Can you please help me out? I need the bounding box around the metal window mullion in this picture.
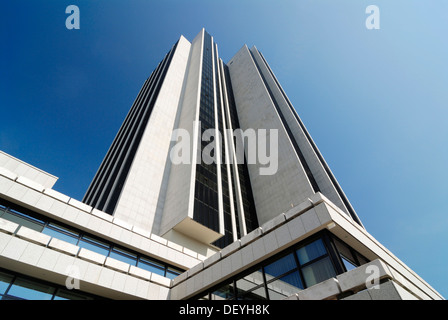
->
[2,273,16,298]
[292,249,307,291]
[322,232,347,275]
[261,267,270,300]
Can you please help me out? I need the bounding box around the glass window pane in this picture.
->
[1,295,19,300]
[9,209,44,224]
[296,239,327,265]
[334,239,357,263]
[137,259,165,276]
[139,257,164,268]
[236,269,266,300]
[264,254,297,281]
[198,293,210,300]
[238,286,267,300]
[166,266,183,279]
[301,256,336,288]
[0,271,13,294]
[78,237,110,256]
[211,282,235,300]
[1,211,44,232]
[356,254,369,266]
[81,235,109,248]
[267,271,303,300]
[165,271,177,280]
[42,224,79,245]
[109,248,137,266]
[341,256,357,272]
[7,278,55,300]
[167,266,183,275]
[53,289,93,300]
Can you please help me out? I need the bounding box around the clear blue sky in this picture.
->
[1,0,447,298]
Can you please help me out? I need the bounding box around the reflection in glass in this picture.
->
[264,254,296,281]
[0,271,13,294]
[267,271,303,300]
[166,267,182,280]
[53,288,93,300]
[236,269,266,300]
[78,236,109,256]
[137,258,165,276]
[301,257,336,288]
[341,256,357,271]
[211,283,235,300]
[109,248,137,266]
[7,278,55,300]
[1,211,44,232]
[296,239,327,265]
[42,224,79,245]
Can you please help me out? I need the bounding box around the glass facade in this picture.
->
[0,200,184,280]
[196,231,368,300]
[222,63,259,238]
[0,268,102,300]
[193,31,259,249]
[193,32,220,234]
[80,30,260,251]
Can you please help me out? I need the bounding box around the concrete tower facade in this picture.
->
[83,29,361,251]
[0,29,442,301]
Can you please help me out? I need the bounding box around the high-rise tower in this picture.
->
[83,29,362,250]
[83,30,260,249]
[0,29,442,301]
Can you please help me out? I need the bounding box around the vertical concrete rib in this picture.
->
[187,29,204,221]
[211,39,225,236]
[218,59,246,237]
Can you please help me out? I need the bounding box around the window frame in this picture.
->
[196,230,370,300]
[0,199,184,279]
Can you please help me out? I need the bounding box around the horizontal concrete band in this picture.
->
[0,221,172,285]
[0,173,202,271]
[0,230,171,299]
[170,193,443,300]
